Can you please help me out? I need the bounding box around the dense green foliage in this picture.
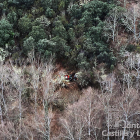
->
[0,19,14,51]
[0,0,118,84]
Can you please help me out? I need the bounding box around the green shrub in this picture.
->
[22,87,34,102]
[8,0,35,8]
[18,16,32,35]
[126,44,136,52]
[76,71,93,88]
[29,26,48,42]
[7,11,17,26]
[23,36,35,54]
[136,46,140,53]
[45,8,55,18]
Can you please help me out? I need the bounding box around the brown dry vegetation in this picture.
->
[1,51,140,140]
[2,1,140,140]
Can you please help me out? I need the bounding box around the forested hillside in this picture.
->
[1,0,140,140]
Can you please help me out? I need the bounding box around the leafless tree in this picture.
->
[0,60,26,139]
[0,61,8,126]
[122,4,140,41]
[60,87,102,140]
[28,50,41,117]
[103,7,124,42]
[7,60,26,137]
[114,54,140,140]
[97,72,116,140]
[32,61,58,140]
[123,0,127,8]
[31,64,40,117]
[60,108,85,140]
